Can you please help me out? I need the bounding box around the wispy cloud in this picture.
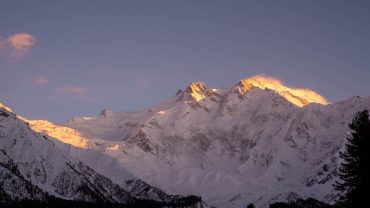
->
[34,75,48,85]
[55,85,100,104]
[0,33,36,60]
[57,86,86,95]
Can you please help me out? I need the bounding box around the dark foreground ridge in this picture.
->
[0,195,203,208]
[269,198,335,208]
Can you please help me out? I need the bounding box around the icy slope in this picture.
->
[26,76,370,207]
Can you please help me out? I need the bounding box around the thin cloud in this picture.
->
[0,33,36,60]
[57,86,86,95]
[34,75,48,85]
[8,33,36,49]
[55,85,99,103]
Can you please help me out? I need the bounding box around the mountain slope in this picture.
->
[0,103,138,203]
[23,76,370,207]
[0,149,47,203]
[0,103,207,207]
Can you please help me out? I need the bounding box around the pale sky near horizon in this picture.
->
[1,0,370,123]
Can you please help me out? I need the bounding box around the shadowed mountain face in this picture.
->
[0,105,207,208]
[3,76,370,207]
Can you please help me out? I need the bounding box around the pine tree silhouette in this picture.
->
[335,110,370,207]
[247,203,255,208]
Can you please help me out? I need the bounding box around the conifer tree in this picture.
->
[335,110,370,207]
[247,203,255,208]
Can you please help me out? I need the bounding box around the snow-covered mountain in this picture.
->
[0,103,206,207]
[14,75,370,207]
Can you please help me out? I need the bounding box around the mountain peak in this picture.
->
[236,75,329,107]
[185,82,207,102]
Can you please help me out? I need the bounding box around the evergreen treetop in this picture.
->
[335,109,370,207]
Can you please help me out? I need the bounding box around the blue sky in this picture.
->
[1,0,370,123]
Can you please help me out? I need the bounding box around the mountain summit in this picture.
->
[178,75,328,107]
[236,75,329,107]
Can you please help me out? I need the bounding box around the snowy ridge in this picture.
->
[235,75,329,107]
[11,76,370,207]
[19,117,89,148]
